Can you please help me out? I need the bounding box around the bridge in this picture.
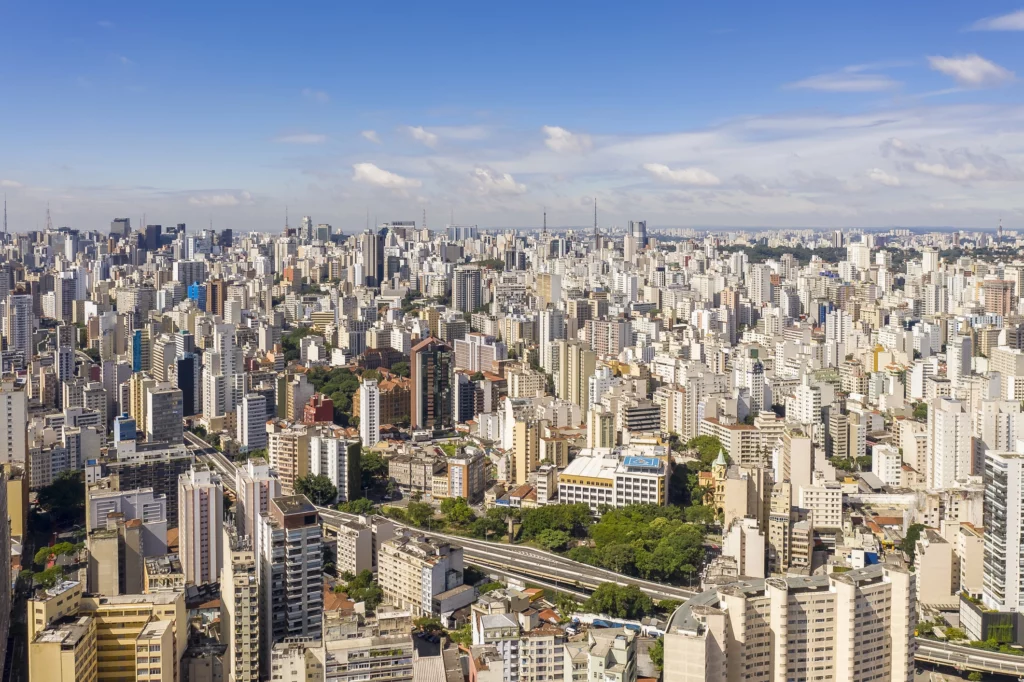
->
[915,638,1024,677]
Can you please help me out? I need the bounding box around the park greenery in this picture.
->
[304,366,363,426]
[582,583,654,620]
[37,470,86,527]
[342,570,384,613]
[295,474,338,506]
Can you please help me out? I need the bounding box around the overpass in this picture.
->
[915,638,1024,677]
[184,431,696,602]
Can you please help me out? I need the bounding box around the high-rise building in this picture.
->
[206,278,227,317]
[238,394,268,453]
[982,279,1015,317]
[628,219,647,247]
[309,434,360,504]
[257,495,323,677]
[452,266,482,313]
[359,379,380,448]
[235,457,281,539]
[663,565,916,682]
[178,465,224,585]
[378,533,471,617]
[410,337,453,433]
[145,384,183,445]
[0,378,28,467]
[0,469,9,674]
[983,450,1024,612]
[5,293,33,359]
[556,340,597,413]
[221,527,260,682]
[927,396,972,489]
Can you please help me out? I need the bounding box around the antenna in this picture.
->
[422,208,427,230]
[543,207,547,235]
[593,198,598,239]
[45,202,53,231]
[285,205,290,232]
[3,194,6,236]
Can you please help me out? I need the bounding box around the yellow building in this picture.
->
[29,581,186,682]
[512,420,541,486]
[28,615,97,682]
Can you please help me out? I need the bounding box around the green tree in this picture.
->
[35,566,64,589]
[295,474,338,506]
[440,497,476,527]
[583,583,654,620]
[968,672,983,681]
[343,570,384,612]
[414,617,444,633]
[683,505,716,525]
[913,402,928,421]
[901,524,926,564]
[448,623,473,646]
[338,498,376,515]
[520,504,593,539]
[649,637,664,670]
[390,362,410,378]
[686,435,726,469]
[361,451,389,490]
[407,501,436,529]
[478,581,505,595]
[361,369,381,382]
[37,470,85,526]
[535,529,572,551]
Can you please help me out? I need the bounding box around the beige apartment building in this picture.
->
[663,565,915,682]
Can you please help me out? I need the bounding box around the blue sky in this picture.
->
[2,1,1023,232]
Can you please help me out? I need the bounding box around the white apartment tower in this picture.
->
[235,457,281,539]
[927,396,972,489]
[178,465,225,585]
[359,379,380,448]
[238,394,268,453]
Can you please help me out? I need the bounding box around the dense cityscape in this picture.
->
[0,214,1020,682]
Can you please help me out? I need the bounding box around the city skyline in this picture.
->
[1,1,1023,232]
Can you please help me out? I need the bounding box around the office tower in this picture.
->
[513,419,541,485]
[0,378,27,466]
[238,394,268,453]
[174,353,200,417]
[187,281,207,311]
[359,379,380,448]
[983,451,1024,612]
[87,509,146,595]
[586,408,615,449]
[927,396,971,489]
[235,457,281,539]
[378,533,469,617]
[982,279,1015,317]
[537,309,565,373]
[947,334,972,387]
[206,278,227,317]
[257,496,323,677]
[556,340,597,413]
[144,223,162,250]
[453,333,507,374]
[86,482,167,556]
[5,293,33,359]
[410,337,453,433]
[446,224,478,241]
[452,266,482,313]
[662,565,915,682]
[309,435,360,504]
[110,217,131,236]
[222,527,260,682]
[103,444,193,528]
[628,219,647,247]
[145,384,183,445]
[178,465,224,585]
[54,271,77,322]
[535,272,562,309]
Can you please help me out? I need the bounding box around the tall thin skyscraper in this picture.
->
[178,465,225,585]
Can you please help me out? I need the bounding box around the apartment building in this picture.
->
[662,565,915,682]
[378,534,472,617]
[221,528,260,682]
[557,448,666,514]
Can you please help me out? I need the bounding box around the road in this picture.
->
[915,638,1024,677]
[184,430,696,602]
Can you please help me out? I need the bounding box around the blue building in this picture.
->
[114,413,137,445]
[187,281,207,312]
[132,330,143,372]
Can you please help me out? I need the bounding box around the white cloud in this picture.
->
[471,167,526,196]
[302,88,330,103]
[643,163,721,186]
[970,10,1024,31]
[275,133,328,145]
[880,137,925,159]
[117,55,133,66]
[97,20,114,28]
[361,130,381,144]
[405,126,439,148]
[866,168,901,187]
[542,126,593,154]
[786,66,899,92]
[0,179,23,188]
[352,163,422,189]
[188,191,251,207]
[912,161,987,181]
[928,54,1014,87]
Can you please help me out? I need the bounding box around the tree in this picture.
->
[968,673,983,681]
[649,637,664,670]
[35,566,64,589]
[478,581,504,595]
[361,451,389,490]
[683,505,716,525]
[535,529,572,551]
[37,470,85,526]
[338,498,376,515]
[944,627,967,641]
[361,369,381,382]
[415,616,444,633]
[343,570,384,612]
[440,497,476,527]
[406,501,436,529]
[686,435,726,469]
[901,524,926,564]
[295,474,338,506]
[583,583,654,620]
[448,623,473,646]
[913,402,928,421]
[390,362,410,378]
[520,504,593,540]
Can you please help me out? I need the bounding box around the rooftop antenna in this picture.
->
[543,207,547,235]
[422,208,426,230]
[285,204,290,232]
[3,194,7,236]
[45,202,53,231]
